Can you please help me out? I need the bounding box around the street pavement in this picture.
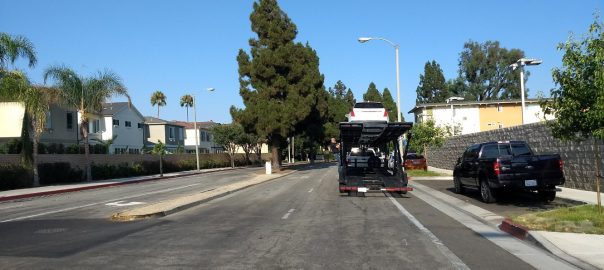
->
[0,163,577,269]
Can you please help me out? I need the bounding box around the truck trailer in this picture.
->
[338,121,414,196]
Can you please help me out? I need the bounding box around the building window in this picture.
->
[113,119,119,126]
[179,128,183,140]
[169,127,174,139]
[125,121,131,127]
[128,148,140,154]
[498,123,504,129]
[207,133,211,141]
[497,105,503,112]
[200,131,206,142]
[66,112,73,129]
[137,123,143,129]
[114,148,127,154]
[45,111,52,129]
[90,119,100,133]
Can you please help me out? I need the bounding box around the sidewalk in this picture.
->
[525,187,604,269]
[0,166,248,202]
[420,169,604,269]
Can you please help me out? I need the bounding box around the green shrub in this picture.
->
[38,162,83,185]
[7,138,22,154]
[0,164,32,190]
[65,144,81,154]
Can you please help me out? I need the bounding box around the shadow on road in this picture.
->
[0,218,168,258]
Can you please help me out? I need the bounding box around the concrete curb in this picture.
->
[499,218,600,270]
[499,218,529,240]
[111,169,297,221]
[526,231,600,270]
[0,166,250,202]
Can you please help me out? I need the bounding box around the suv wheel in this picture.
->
[453,176,465,194]
[480,179,496,203]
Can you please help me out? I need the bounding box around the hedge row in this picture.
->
[0,157,251,190]
[0,139,108,154]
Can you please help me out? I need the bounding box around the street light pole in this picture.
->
[192,88,215,171]
[358,37,401,122]
[519,66,526,124]
[193,94,200,171]
[510,58,542,125]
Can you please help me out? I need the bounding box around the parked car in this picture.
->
[347,102,388,122]
[404,153,427,171]
[453,141,565,203]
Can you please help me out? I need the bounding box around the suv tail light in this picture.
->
[350,110,355,117]
[493,161,501,176]
[383,110,388,117]
[559,159,564,171]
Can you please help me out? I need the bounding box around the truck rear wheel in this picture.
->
[480,179,497,203]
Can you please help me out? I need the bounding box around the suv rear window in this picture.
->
[354,102,384,109]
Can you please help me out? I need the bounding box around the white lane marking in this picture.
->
[388,196,470,270]
[308,188,314,193]
[0,183,207,223]
[105,201,145,207]
[281,208,295,219]
[411,182,578,270]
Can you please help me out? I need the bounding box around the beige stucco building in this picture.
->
[409,99,555,135]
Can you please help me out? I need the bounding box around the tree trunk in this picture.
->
[595,139,602,213]
[32,129,40,187]
[82,122,92,181]
[186,107,189,122]
[271,136,281,171]
[230,153,235,168]
[157,105,160,118]
[159,155,163,177]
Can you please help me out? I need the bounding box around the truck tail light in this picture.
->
[350,110,355,117]
[559,159,564,171]
[494,161,501,176]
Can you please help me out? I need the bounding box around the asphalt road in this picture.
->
[0,163,575,269]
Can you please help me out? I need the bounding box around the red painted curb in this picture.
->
[499,218,530,240]
[0,168,236,202]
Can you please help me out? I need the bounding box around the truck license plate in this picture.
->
[525,180,537,187]
[357,187,368,193]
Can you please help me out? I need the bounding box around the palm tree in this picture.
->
[180,94,194,121]
[20,86,59,186]
[151,91,166,118]
[0,33,37,71]
[43,65,128,181]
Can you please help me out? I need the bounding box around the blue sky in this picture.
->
[1,1,601,123]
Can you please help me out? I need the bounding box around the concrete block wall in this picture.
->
[426,122,603,191]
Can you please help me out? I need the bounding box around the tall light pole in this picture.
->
[510,58,542,125]
[358,37,401,122]
[192,87,215,171]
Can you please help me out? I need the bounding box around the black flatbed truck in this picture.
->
[338,121,414,196]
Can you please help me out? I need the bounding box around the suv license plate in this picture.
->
[525,180,537,187]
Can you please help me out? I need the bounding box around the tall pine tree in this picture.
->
[363,82,382,102]
[382,87,397,122]
[231,0,325,170]
[416,60,448,104]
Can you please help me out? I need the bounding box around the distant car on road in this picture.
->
[347,102,388,123]
[453,141,565,203]
[404,153,427,171]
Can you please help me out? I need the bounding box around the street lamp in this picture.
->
[193,87,215,171]
[510,58,542,125]
[358,37,401,122]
